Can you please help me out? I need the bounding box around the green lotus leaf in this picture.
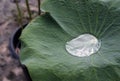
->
[20,0,120,81]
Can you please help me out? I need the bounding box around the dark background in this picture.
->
[0,0,38,81]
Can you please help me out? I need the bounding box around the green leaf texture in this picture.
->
[20,0,120,81]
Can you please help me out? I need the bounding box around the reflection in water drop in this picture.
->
[66,34,101,57]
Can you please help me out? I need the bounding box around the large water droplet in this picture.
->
[65,34,101,57]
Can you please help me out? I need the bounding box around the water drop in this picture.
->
[66,34,101,57]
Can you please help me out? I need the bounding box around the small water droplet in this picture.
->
[65,34,101,57]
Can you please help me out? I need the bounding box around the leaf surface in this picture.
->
[20,0,120,81]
